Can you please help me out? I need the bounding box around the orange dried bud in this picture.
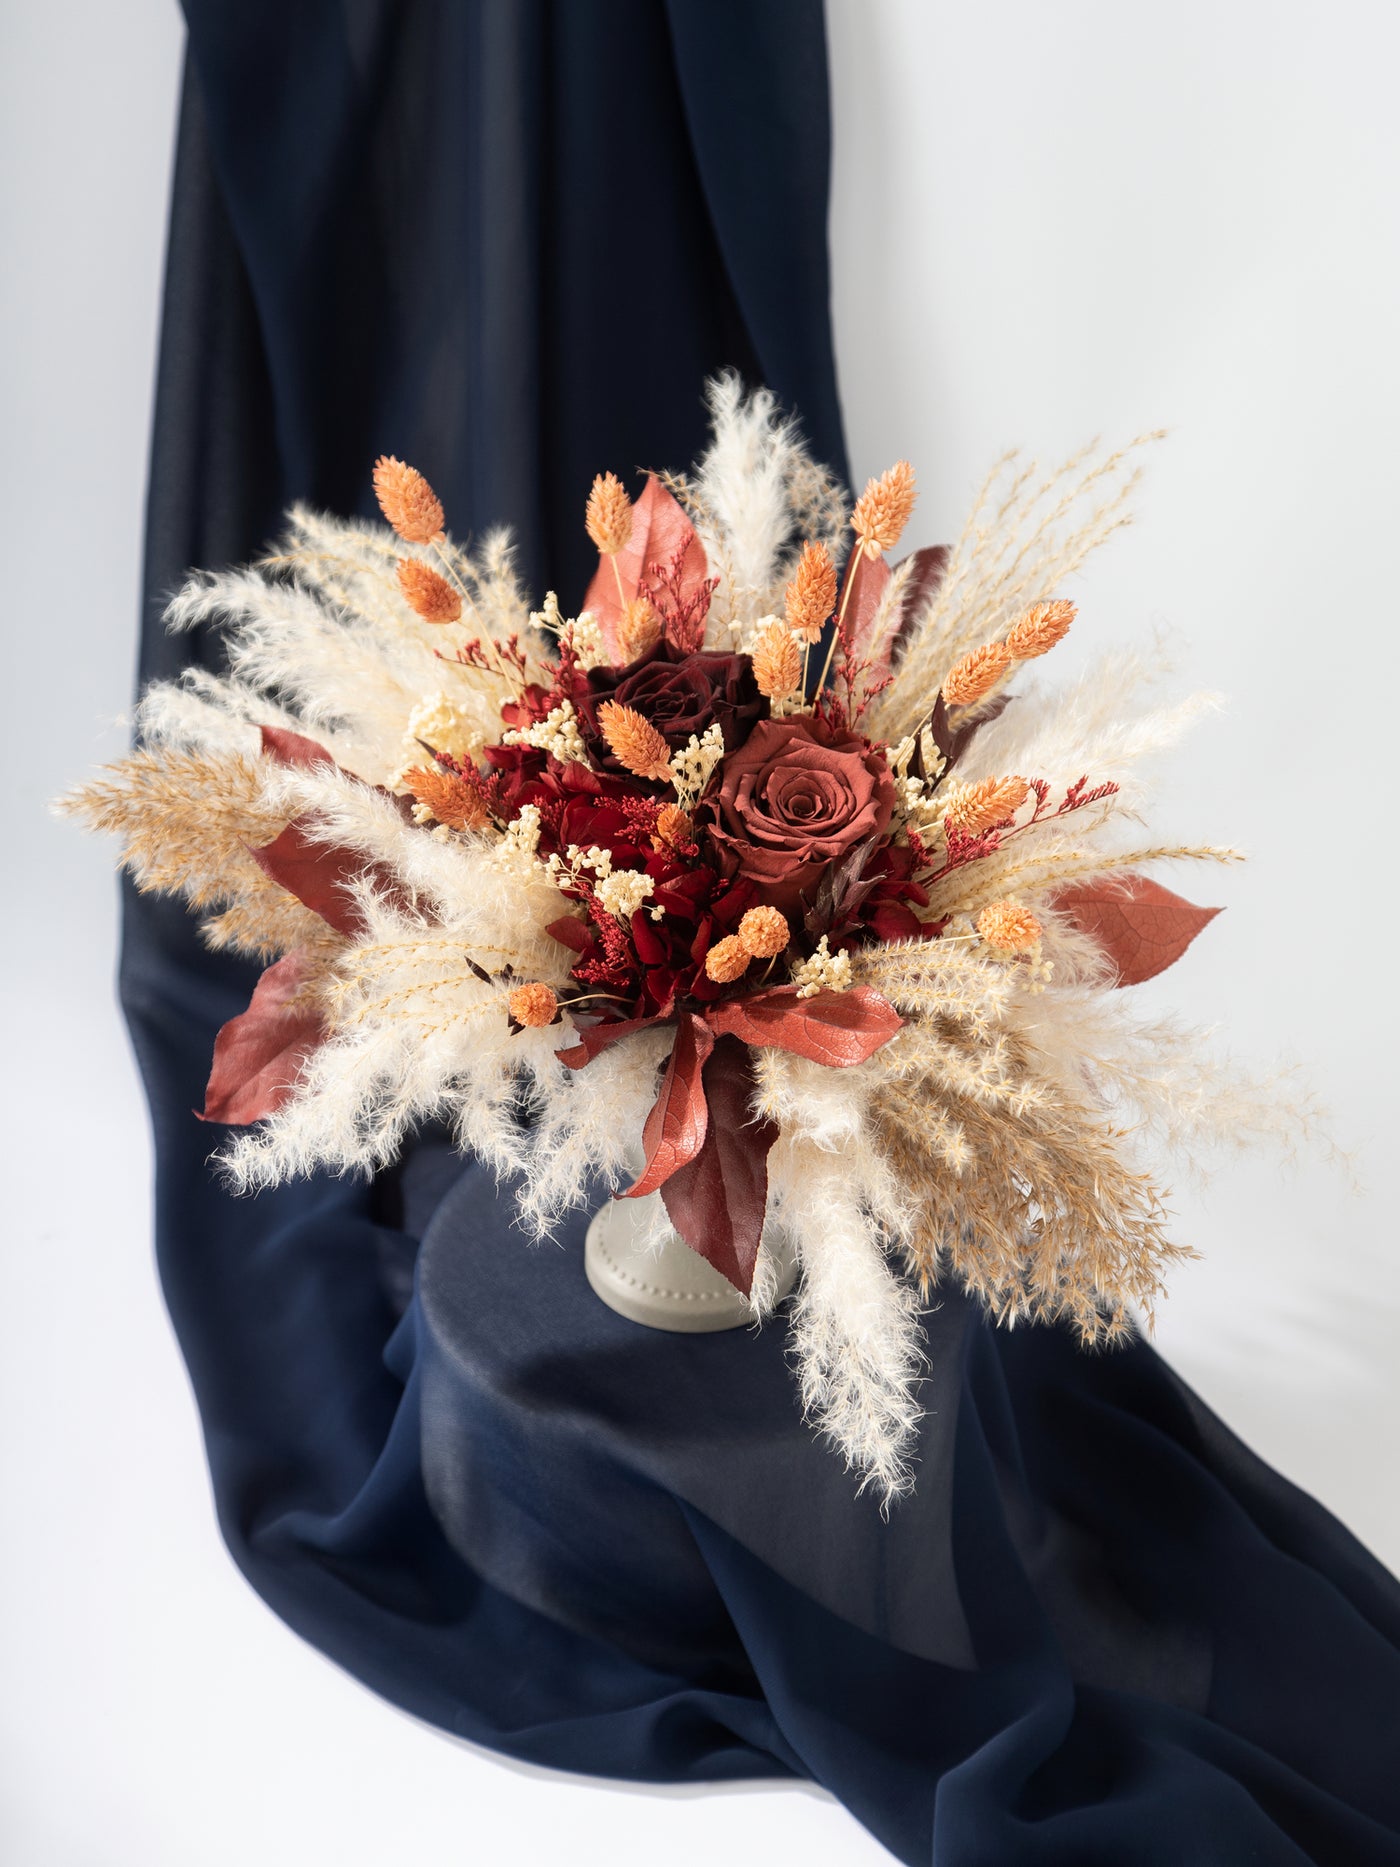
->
[943,775,1031,835]
[704,934,752,984]
[1006,599,1076,660]
[585,472,633,555]
[597,701,673,781]
[373,456,445,544]
[402,765,489,832]
[851,460,916,558]
[784,540,838,643]
[976,900,1043,955]
[738,905,790,959]
[942,641,1014,708]
[653,803,694,850]
[751,619,803,698]
[396,556,462,623]
[508,982,559,1028]
[618,596,662,662]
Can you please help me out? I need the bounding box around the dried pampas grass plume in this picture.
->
[738,905,790,958]
[508,982,558,1028]
[751,619,803,697]
[1007,599,1076,659]
[396,557,462,623]
[944,775,1030,835]
[785,539,838,643]
[976,899,1042,954]
[586,472,633,555]
[943,640,1013,708]
[705,935,752,983]
[597,701,672,781]
[373,457,445,544]
[851,460,916,558]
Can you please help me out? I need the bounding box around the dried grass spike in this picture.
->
[705,935,751,983]
[586,472,633,556]
[396,557,462,623]
[1007,599,1076,660]
[943,641,1013,708]
[509,983,558,1028]
[944,775,1031,835]
[851,460,917,558]
[785,540,838,643]
[373,456,445,544]
[653,803,694,850]
[403,765,489,832]
[597,701,673,781]
[618,597,662,662]
[751,619,803,697]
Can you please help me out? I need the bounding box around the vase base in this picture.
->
[584,1194,794,1333]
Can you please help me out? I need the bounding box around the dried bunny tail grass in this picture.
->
[585,473,633,555]
[942,641,1013,708]
[1006,599,1076,659]
[373,457,445,544]
[751,618,803,697]
[402,764,490,831]
[784,539,838,643]
[942,775,1030,834]
[868,434,1162,740]
[597,701,673,781]
[396,557,462,622]
[618,597,662,661]
[851,460,917,558]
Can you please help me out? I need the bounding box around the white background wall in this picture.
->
[2,2,1395,1862]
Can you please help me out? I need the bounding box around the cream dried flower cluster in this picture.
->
[63,377,1309,1502]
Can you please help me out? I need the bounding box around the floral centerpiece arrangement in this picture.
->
[66,379,1300,1498]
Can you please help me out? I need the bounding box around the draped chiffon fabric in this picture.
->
[124,6,1400,1860]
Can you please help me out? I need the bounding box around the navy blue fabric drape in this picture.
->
[123,6,1400,1861]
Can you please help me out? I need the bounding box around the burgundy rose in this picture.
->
[577,644,767,777]
[699,718,895,910]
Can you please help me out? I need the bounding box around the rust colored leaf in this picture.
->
[705,986,903,1065]
[259,724,337,770]
[624,1012,715,1199]
[840,546,892,663]
[198,948,326,1125]
[556,1013,668,1070]
[1053,874,1222,986]
[249,817,417,939]
[581,475,708,659]
[660,1036,777,1295]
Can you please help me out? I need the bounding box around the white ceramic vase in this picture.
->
[584,1186,796,1333]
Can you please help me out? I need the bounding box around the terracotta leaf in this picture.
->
[659,1036,777,1295]
[556,1013,667,1070]
[1053,874,1222,986]
[581,475,708,659]
[840,546,892,663]
[706,985,903,1066]
[623,1012,715,1199]
[259,724,337,770]
[198,948,326,1125]
[249,819,399,939]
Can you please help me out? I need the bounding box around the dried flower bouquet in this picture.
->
[66,378,1296,1499]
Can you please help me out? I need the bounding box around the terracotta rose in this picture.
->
[701,717,895,909]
